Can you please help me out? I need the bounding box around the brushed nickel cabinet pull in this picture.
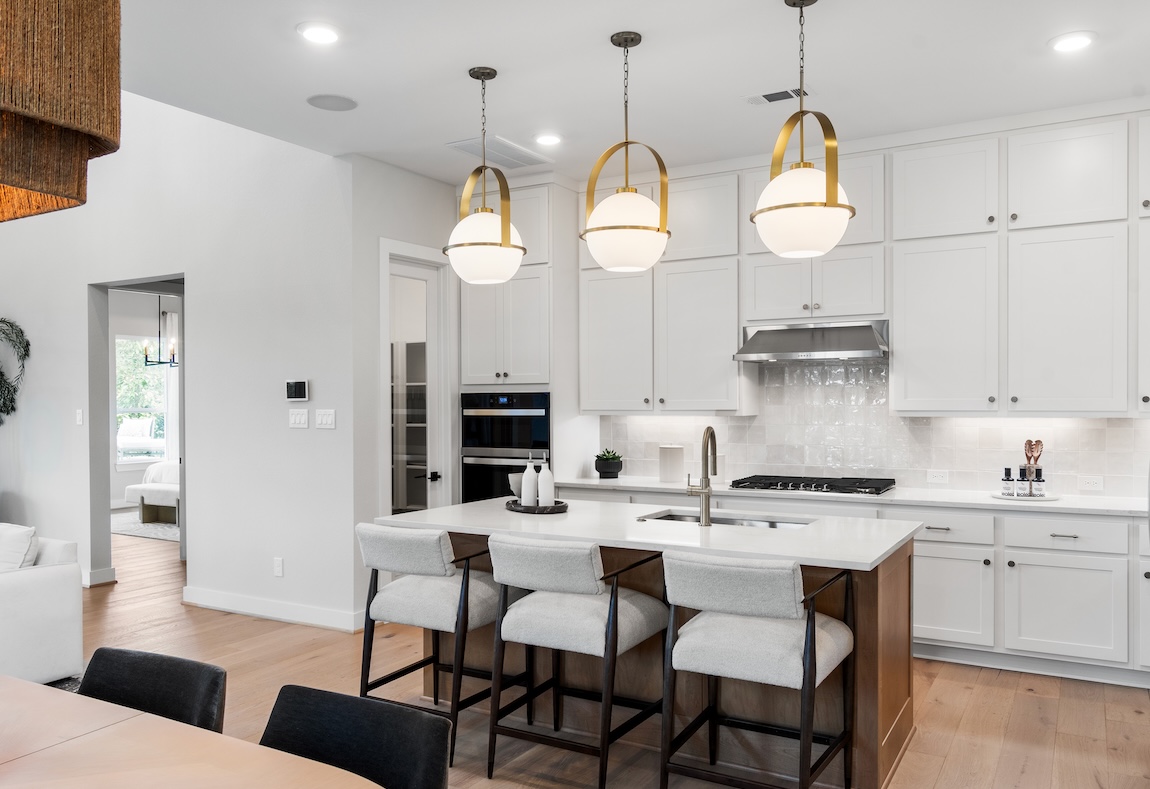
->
[1010,212,1018,221]
[802,303,810,310]
[1010,396,1018,403]
[1143,199,1149,208]
[988,396,996,403]
[924,526,951,531]
[812,303,821,310]
[1050,533,1079,539]
[987,215,995,223]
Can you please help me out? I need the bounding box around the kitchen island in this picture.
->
[375,497,922,789]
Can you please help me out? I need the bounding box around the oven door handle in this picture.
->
[462,408,547,417]
[462,457,535,467]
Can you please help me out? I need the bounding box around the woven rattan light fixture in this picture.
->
[0,0,121,223]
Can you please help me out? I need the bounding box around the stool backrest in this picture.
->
[356,523,456,577]
[488,533,605,594]
[663,551,803,619]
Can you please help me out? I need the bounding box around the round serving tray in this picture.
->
[506,499,569,514]
[990,493,1060,502]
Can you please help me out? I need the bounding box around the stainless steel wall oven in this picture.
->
[460,392,550,502]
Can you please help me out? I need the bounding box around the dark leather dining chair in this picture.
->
[77,646,227,732]
[260,685,450,789]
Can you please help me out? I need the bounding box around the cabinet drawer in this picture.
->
[893,508,993,545]
[1003,516,1128,554]
[1140,522,1150,557]
[715,497,877,520]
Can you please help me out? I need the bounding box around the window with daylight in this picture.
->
[115,336,178,464]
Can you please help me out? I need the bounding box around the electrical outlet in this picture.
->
[273,557,284,577]
[75,409,84,426]
[927,469,949,484]
[1078,475,1104,491]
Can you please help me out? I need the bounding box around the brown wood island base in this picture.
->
[425,535,915,789]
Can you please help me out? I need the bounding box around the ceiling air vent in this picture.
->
[745,87,810,106]
[447,135,553,169]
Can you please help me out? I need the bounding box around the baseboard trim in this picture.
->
[84,567,117,587]
[182,586,358,632]
[914,642,1150,688]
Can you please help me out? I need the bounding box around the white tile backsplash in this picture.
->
[600,361,1150,497]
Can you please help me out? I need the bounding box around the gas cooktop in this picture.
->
[729,475,897,495]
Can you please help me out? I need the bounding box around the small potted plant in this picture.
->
[594,449,623,479]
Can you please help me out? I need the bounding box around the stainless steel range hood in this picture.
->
[733,321,889,362]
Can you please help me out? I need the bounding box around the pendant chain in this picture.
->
[480,77,488,207]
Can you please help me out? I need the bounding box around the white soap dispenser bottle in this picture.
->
[538,452,555,507]
[521,453,538,507]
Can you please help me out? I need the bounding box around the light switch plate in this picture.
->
[315,409,336,429]
[289,409,308,429]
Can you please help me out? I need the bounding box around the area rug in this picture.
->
[111,510,179,542]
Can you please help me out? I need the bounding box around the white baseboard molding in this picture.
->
[84,567,117,587]
[182,586,359,632]
[915,642,1150,689]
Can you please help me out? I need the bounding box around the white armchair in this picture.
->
[0,537,83,683]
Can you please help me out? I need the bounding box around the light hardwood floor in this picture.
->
[87,534,1150,788]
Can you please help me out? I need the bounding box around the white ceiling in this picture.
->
[121,0,1150,186]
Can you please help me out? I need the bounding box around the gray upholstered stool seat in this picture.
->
[356,522,531,767]
[486,533,667,789]
[660,551,855,789]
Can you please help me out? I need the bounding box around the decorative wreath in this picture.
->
[0,319,31,425]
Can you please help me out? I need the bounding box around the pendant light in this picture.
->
[580,32,670,273]
[443,67,526,285]
[0,0,121,222]
[750,0,855,258]
[143,295,178,367]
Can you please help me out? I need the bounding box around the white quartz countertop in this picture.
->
[555,476,1149,519]
[374,497,922,572]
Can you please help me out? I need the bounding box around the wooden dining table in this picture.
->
[0,675,379,787]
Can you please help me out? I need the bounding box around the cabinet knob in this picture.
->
[658,398,665,404]
[503,371,509,378]
[1144,571,1150,579]
[983,559,991,566]
[1010,213,1018,221]
[643,398,650,404]
[1010,396,1018,403]
[495,372,502,378]
[812,303,821,310]
[1008,560,1016,567]
[1143,396,1149,403]
[1143,199,1149,208]
[988,396,996,403]
[987,215,995,224]
[802,303,810,311]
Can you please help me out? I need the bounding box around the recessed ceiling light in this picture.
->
[307,94,358,112]
[1048,31,1096,53]
[296,22,339,44]
[535,134,561,146]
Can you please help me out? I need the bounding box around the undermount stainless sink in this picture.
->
[639,511,810,530]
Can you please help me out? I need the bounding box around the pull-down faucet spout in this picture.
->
[686,426,718,527]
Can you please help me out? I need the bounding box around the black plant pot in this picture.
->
[595,459,623,479]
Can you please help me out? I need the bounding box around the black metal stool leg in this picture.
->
[431,629,441,706]
[487,585,510,780]
[359,570,379,697]
[448,625,468,766]
[660,606,678,789]
[525,644,536,726]
[552,649,563,731]
[708,674,720,765]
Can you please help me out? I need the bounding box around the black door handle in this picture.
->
[428,471,441,482]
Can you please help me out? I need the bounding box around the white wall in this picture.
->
[0,93,454,630]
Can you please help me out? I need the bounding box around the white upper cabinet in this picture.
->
[890,236,998,412]
[662,174,739,261]
[892,139,999,240]
[1007,120,1128,229]
[577,184,655,270]
[741,154,885,254]
[1140,119,1150,219]
[654,257,740,410]
[460,264,550,386]
[509,185,551,266]
[1007,224,1128,413]
[1139,220,1150,411]
[579,269,653,412]
[741,244,885,322]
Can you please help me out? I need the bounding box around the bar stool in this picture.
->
[486,533,667,789]
[355,523,530,766]
[660,551,854,789]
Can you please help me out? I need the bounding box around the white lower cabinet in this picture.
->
[913,543,995,647]
[1140,560,1150,668]
[1004,549,1128,662]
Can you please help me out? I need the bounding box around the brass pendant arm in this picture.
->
[458,165,515,248]
[768,109,854,214]
[582,140,670,234]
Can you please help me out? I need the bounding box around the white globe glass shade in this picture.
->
[753,167,851,258]
[584,191,669,272]
[446,211,525,284]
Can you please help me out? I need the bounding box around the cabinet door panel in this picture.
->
[890,236,998,411]
[1140,560,1150,668]
[740,255,812,321]
[1008,120,1128,229]
[893,139,998,239]
[459,281,502,386]
[1140,119,1150,219]
[811,243,885,318]
[913,543,995,646]
[664,174,739,261]
[1004,549,1128,662]
[1007,224,1127,412]
[580,269,653,412]
[509,185,550,266]
[503,266,550,383]
[655,258,739,410]
[1138,220,1150,411]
